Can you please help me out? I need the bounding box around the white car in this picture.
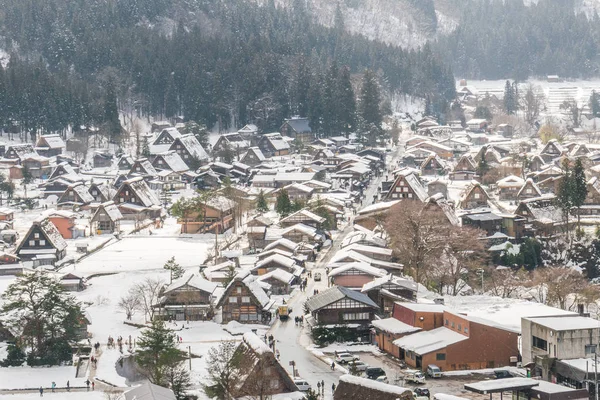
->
[335,352,360,364]
[294,379,312,392]
[347,360,369,372]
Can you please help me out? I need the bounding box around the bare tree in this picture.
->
[385,201,451,285]
[486,267,527,298]
[203,340,240,400]
[132,278,164,321]
[430,225,487,296]
[521,83,545,129]
[118,293,141,320]
[529,267,586,310]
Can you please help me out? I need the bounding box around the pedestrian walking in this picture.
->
[331,361,335,370]
[66,380,70,392]
[39,386,43,397]
[332,383,336,392]
[321,380,324,394]
[316,381,321,393]
[92,381,95,391]
[86,379,90,391]
[51,382,56,392]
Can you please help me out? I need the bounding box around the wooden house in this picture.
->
[515,196,562,236]
[153,127,181,146]
[35,134,65,157]
[497,175,525,200]
[4,144,38,162]
[540,139,564,158]
[362,275,418,316]
[305,285,379,325]
[280,223,325,245]
[212,132,250,154]
[0,208,14,222]
[60,272,86,292]
[384,171,428,202]
[151,151,189,173]
[151,121,173,133]
[427,179,448,198]
[253,254,299,277]
[517,178,542,200]
[256,269,295,295]
[113,177,162,220]
[329,262,387,288]
[334,374,413,400]
[409,141,453,160]
[178,195,234,234]
[15,218,68,266]
[280,117,314,143]
[91,201,123,234]
[450,155,477,181]
[168,134,210,169]
[57,182,94,208]
[129,158,158,179]
[88,182,116,203]
[229,333,298,398]
[458,182,490,209]
[154,274,218,321]
[240,147,266,166]
[216,271,272,324]
[117,155,134,171]
[92,151,113,168]
[237,124,259,143]
[420,155,446,176]
[258,133,290,157]
[0,252,22,276]
[279,209,325,229]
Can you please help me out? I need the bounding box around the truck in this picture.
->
[404,370,426,384]
[278,305,290,320]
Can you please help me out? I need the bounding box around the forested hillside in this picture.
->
[0,0,455,138]
[436,0,600,80]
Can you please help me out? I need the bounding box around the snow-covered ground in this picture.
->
[0,366,85,390]
[0,394,107,400]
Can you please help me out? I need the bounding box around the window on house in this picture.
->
[39,240,46,246]
[436,353,446,361]
[464,327,468,334]
[532,335,548,351]
[458,324,462,331]
[184,155,189,159]
[445,319,449,326]
[526,188,532,194]
[474,193,480,199]
[403,187,409,193]
[237,287,242,293]
[29,240,35,246]
[586,344,597,355]
[451,322,455,328]
[408,193,413,198]
[392,193,398,199]
[270,379,279,389]
[396,187,402,192]
[34,233,39,239]
[242,296,250,303]
[228,297,237,304]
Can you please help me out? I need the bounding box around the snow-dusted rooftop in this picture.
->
[393,326,468,355]
[526,315,600,331]
[371,317,422,335]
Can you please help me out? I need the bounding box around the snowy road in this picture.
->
[266,143,405,398]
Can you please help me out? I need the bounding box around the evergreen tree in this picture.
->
[359,69,383,130]
[321,62,340,137]
[556,159,575,242]
[590,90,600,118]
[181,120,209,148]
[275,189,292,218]
[164,256,185,283]
[1,272,85,365]
[336,66,356,137]
[503,80,517,115]
[572,158,588,231]
[136,320,187,388]
[103,77,122,142]
[21,166,32,199]
[256,190,269,213]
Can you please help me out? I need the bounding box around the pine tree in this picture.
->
[103,77,122,142]
[256,190,269,213]
[276,189,292,218]
[590,90,600,117]
[321,62,339,136]
[556,159,574,242]
[136,320,186,387]
[572,158,588,232]
[21,166,32,199]
[359,69,383,146]
[503,80,517,115]
[336,66,356,137]
[164,256,185,283]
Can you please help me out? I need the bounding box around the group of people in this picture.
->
[176,335,184,343]
[38,379,95,396]
[294,315,304,326]
[107,335,131,353]
[315,380,336,396]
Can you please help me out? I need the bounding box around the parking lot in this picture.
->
[337,351,493,400]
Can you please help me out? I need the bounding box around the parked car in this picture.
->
[405,370,426,384]
[375,375,388,383]
[494,370,513,379]
[293,379,312,392]
[414,388,431,398]
[366,367,386,380]
[335,352,359,364]
[426,364,442,378]
[347,360,369,372]
[314,272,322,281]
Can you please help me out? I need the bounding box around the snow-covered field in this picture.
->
[0,394,107,400]
[0,366,85,390]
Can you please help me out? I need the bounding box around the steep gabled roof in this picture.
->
[305,285,378,312]
[171,135,209,160]
[91,201,123,223]
[163,273,217,295]
[153,151,189,172]
[120,177,160,207]
[517,178,542,197]
[36,134,65,149]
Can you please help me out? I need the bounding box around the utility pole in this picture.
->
[188,346,192,371]
[595,351,598,400]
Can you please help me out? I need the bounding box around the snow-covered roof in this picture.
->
[205,196,235,212]
[338,374,410,396]
[37,134,66,149]
[164,273,217,295]
[242,274,271,307]
[371,318,422,335]
[264,238,298,252]
[174,135,209,160]
[257,268,295,285]
[255,254,296,269]
[395,302,446,313]
[274,172,315,182]
[465,378,539,394]
[242,332,272,355]
[279,209,325,225]
[344,243,393,256]
[93,201,123,222]
[305,285,378,312]
[283,183,314,194]
[122,177,160,207]
[358,200,400,215]
[341,231,387,248]
[155,151,189,172]
[124,381,176,400]
[525,315,600,331]
[392,326,468,355]
[361,274,418,293]
[328,261,387,278]
[497,175,525,188]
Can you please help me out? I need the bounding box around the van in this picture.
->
[427,364,442,378]
[294,379,311,392]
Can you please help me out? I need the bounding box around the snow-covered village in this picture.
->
[5,1,600,400]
